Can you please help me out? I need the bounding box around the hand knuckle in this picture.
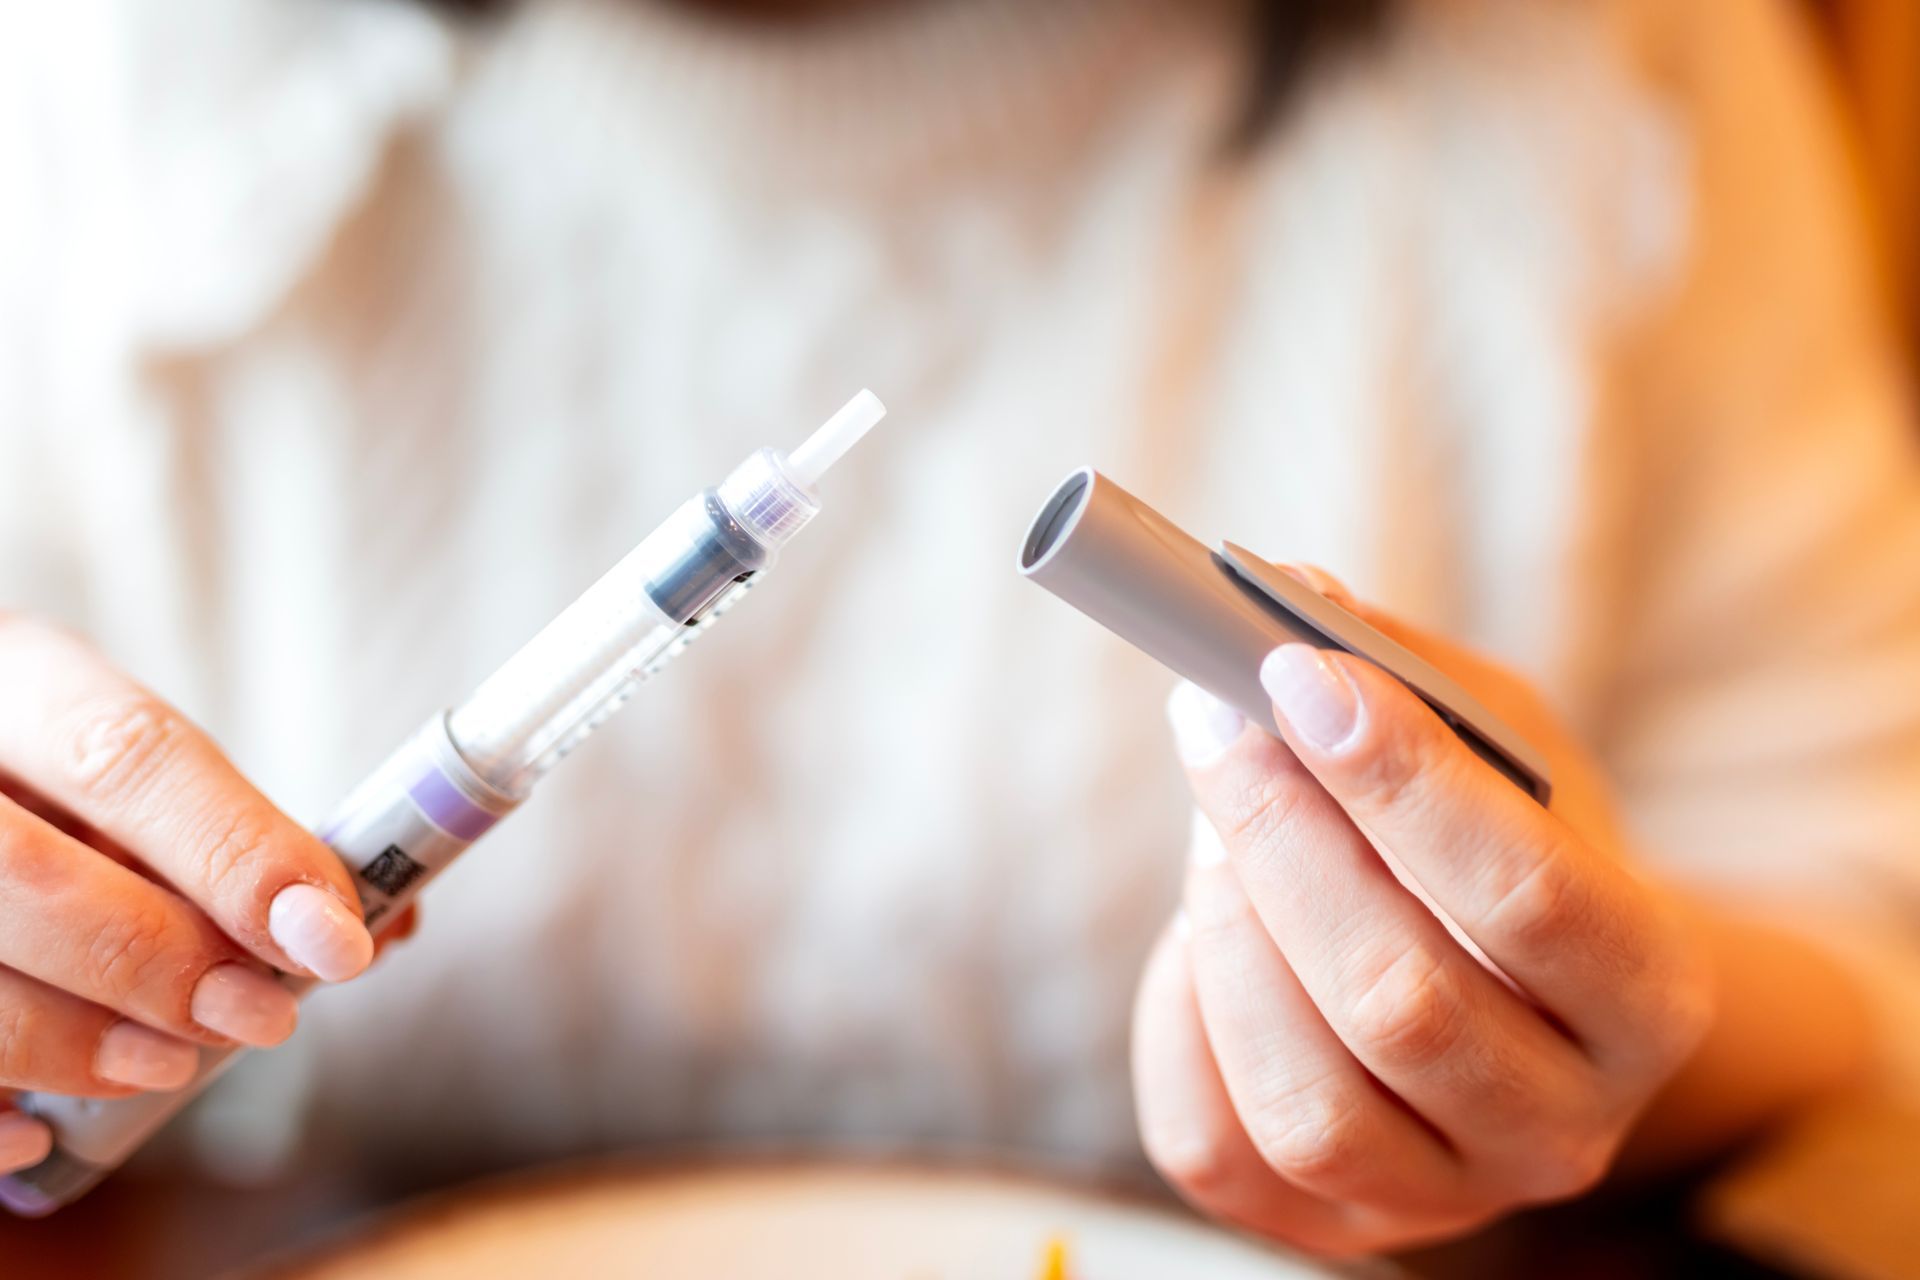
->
[0,998,44,1084]
[1524,1132,1614,1203]
[85,902,179,1007]
[60,693,188,805]
[1479,854,1587,953]
[1144,1125,1240,1199]
[1644,951,1716,1068]
[1601,906,1715,1072]
[1186,906,1247,958]
[0,819,70,896]
[187,804,281,910]
[1337,708,1439,813]
[1346,944,1469,1069]
[1246,1084,1370,1185]
[1216,764,1317,869]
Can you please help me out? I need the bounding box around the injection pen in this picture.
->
[0,390,887,1215]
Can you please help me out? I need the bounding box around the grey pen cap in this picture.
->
[1018,467,1552,805]
[1020,467,1298,740]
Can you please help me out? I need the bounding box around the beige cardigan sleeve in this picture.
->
[1601,0,1920,1093]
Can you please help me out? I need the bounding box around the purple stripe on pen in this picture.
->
[0,1177,57,1217]
[407,763,500,842]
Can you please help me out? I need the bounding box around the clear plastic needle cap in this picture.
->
[717,390,887,551]
[786,389,886,488]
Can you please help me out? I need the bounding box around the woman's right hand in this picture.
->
[0,614,376,1176]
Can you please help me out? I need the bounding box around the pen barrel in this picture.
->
[0,715,517,1216]
[322,712,520,934]
[0,399,878,1217]
[448,489,768,798]
[1019,468,1305,740]
[1018,467,1552,805]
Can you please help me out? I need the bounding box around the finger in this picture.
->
[0,966,200,1097]
[1302,598,1622,837]
[372,904,420,962]
[0,1107,52,1176]
[0,797,299,1048]
[0,617,372,981]
[1272,563,1357,609]
[384,903,420,943]
[1266,572,1558,768]
[1179,815,1472,1219]
[1256,644,1710,1075]
[1132,920,1375,1256]
[1262,568,1602,826]
[1169,684,1612,1195]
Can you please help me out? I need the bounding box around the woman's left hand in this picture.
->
[1133,570,1713,1256]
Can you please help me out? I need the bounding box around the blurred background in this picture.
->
[0,0,1917,1277]
[1812,0,1918,358]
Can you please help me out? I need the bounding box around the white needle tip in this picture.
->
[787,389,886,488]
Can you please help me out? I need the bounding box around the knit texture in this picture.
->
[1,0,1916,1183]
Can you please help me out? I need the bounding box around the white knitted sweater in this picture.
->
[2,0,1918,1184]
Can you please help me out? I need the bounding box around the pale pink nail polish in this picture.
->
[0,1112,52,1173]
[1166,681,1246,767]
[190,963,298,1047]
[95,1022,199,1091]
[268,884,374,982]
[1260,644,1359,750]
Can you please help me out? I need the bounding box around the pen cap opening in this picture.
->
[1020,468,1094,573]
[1016,464,1293,739]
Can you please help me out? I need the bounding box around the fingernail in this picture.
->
[191,963,299,1047]
[95,1022,199,1091]
[1166,681,1246,766]
[1172,908,1192,942]
[1260,644,1359,750]
[269,884,374,982]
[0,1113,52,1173]
[1188,808,1228,869]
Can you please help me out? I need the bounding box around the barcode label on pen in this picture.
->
[359,844,426,897]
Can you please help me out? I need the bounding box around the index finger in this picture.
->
[1255,643,1710,1073]
[0,617,373,982]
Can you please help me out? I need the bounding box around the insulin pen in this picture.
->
[0,390,887,1215]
